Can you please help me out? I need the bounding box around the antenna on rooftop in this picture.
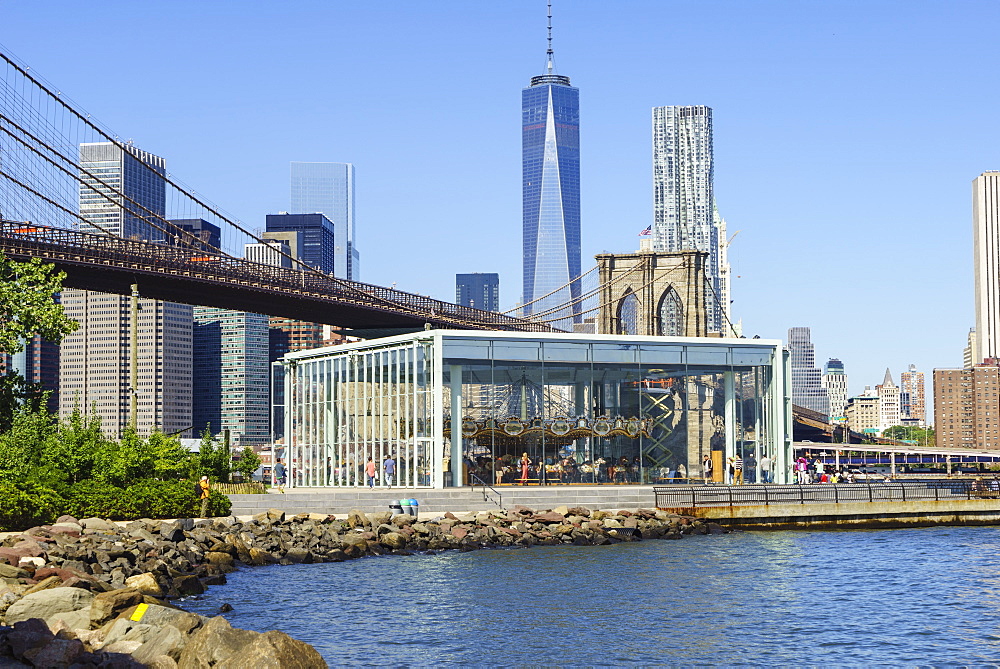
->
[546,0,554,73]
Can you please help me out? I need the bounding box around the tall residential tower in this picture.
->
[974,171,1000,363]
[651,106,729,334]
[522,4,581,325]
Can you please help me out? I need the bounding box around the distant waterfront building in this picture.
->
[78,142,166,241]
[934,364,1000,449]
[899,363,926,426]
[290,162,357,280]
[651,106,730,334]
[875,369,901,432]
[193,307,270,447]
[521,29,581,326]
[456,273,500,312]
[845,392,880,435]
[821,358,848,420]
[61,142,192,436]
[788,327,829,416]
[974,171,1000,363]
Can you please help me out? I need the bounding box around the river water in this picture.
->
[184,526,1000,665]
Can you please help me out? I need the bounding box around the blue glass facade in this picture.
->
[265,213,338,275]
[290,162,356,280]
[522,75,581,325]
[456,273,500,312]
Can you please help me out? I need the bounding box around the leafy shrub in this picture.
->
[0,482,64,531]
[63,480,131,519]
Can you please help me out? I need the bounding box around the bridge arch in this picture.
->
[617,289,640,335]
[657,286,684,336]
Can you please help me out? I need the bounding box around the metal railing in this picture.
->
[469,473,503,509]
[654,479,991,509]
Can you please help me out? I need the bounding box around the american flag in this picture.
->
[639,226,652,236]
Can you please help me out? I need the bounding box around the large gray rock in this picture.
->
[131,603,203,635]
[176,616,259,668]
[100,616,154,648]
[133,624,186,664]
[215,630,328,669]
[46,607,92,632]
[4,586,94,625]
[90,587,143,626]
[81,517,119,532]
[22,637,85,667]
[0,563,28,579]
[125,572,164,597]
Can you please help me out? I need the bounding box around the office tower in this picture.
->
[521,11,581,325]
[265,213,340,276]
[78,143,166,241]
[974,172,1000,363]
[3,335,60,414]
[290,162,357,279]
[193,307,270,448]
[652,106,730,334]
[168,218,220,252]
[456,273,500,311]
[244,240,292,268]
[899,363,926,425]
[788,327,829,415]
[821,358,849,420]
[845,393,880,435]
[934,364,1000,449]
[61,143,192,436]
[875,369,901,432]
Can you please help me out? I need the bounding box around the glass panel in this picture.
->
[732,348,772,367]
[686,347,730,365]
[491,341,541,362]
[592,343,638,364]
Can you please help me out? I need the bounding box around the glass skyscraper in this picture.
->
[290,162,356,280]
[456,273,500,312]
[522,70,580,326]
[788,326,830,416]
[652,106,729,334]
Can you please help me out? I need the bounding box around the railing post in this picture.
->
[900,483,906,502]
[868,483,873,503]
[728,486,733,508]
[692,487,697,508]
[763,484,769,506]
[834,484,839,504]
[799,485,804,505]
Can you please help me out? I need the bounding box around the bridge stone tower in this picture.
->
[595,250,710,337]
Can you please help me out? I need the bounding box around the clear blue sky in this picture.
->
[4,0,998,403]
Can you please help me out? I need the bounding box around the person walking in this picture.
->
[702,454,713,484]
[759,453,773,484]
[365,456,377,489]
[198,476,211,517]
[383,454,396,487]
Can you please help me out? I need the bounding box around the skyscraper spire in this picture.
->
[546,0,554,73]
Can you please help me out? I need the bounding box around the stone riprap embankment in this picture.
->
[0,507,726,666]
[0,515,327,668]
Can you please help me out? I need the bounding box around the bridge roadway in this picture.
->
[0,221,552,332]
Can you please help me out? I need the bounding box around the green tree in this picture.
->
[883,425,935,447]
[234,446,262,482]
[195,427,231,483]
[0,402,59,485]
[49,405,107,483]
[147,431,195,480]
[0,253,78,426]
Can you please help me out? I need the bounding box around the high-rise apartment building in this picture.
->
[934,364,1000,449]
[973,171,1000,363]
[193,307,270,447]
[456,273,500,312]
[652,106,729,334]
[821,358,848,420]
[522,36,581,326]
[899,363,926,426]
[61,142,192,436]
[788,327,829,415]
[845,393,880,435]
[964,328,979,369]
[290,162,357,280]
[875,369,901,432]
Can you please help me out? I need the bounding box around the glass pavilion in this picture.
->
[282,330,790,488]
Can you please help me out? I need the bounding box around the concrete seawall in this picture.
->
[667,498,1000,529]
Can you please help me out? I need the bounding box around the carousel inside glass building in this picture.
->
[281,330,789,488]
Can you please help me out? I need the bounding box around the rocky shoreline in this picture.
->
[0,506,726,667]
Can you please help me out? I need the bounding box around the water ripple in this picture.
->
[182,526,1000,665]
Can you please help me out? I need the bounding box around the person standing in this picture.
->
[702,454,713,484]
[198,476,211,518]
[519,452,531,485]
[365,456,377,489]
[273,459,286,487]
[731,455,744,485]
[383,454,396,487]
[759,453,773,484]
